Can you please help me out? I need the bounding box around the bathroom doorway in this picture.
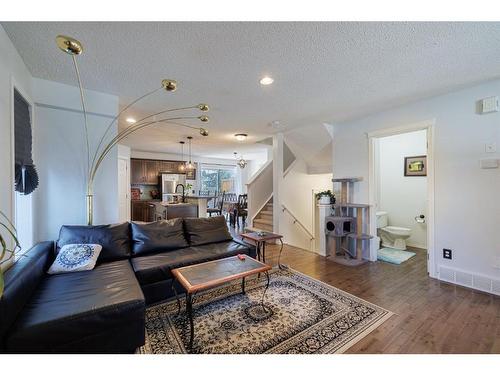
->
[368,121,435,277]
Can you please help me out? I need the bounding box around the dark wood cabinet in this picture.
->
[131,201,157,222]
[144,160,159,184]
[130,158,192,185]
[131,159,146,184]
[159,160,177,173]
[131,159,160,185]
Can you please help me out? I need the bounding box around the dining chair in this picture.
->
[207,191,225,217]
[231,194,248,227]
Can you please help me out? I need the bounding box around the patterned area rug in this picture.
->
[139,268,392,354]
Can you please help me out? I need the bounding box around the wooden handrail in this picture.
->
[281,204,315,240]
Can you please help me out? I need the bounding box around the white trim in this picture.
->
[10,76,35,260]
[246,159,273,186]
[367,119,436,278]
[250,193,273,225]
[117,155,131,222]
[283,158,297,178]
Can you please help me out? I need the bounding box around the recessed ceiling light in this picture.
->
[125,117,136,124]
[235,133,248,141]
[259,76,274,85]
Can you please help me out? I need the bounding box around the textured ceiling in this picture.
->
[3,22,500,158]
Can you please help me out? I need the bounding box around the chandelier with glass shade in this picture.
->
[234,152,247,169]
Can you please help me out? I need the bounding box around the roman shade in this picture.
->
[14,89,38,195]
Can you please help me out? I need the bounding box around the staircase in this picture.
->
[252,198,273,232]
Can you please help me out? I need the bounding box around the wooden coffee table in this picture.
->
[171,255,272,350]
[240,231,284,267]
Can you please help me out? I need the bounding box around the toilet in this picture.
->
[376,211,412,250]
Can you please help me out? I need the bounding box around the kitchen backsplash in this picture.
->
[131,184,161,200]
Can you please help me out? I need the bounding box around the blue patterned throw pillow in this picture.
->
[47,244,102,274]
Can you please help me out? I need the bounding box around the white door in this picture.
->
[118,158,130,222]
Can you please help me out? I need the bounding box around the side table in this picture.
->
[241,231,285,269]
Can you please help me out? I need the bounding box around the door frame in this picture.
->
[118,156,131,222]
[367,119,436,278]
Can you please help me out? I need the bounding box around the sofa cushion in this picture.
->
[56,222,131,263]
[183,216,232,246]
[131,219,188,256]
[0,242,53,351]
[131,240,251,286]
[5,260,145,353]
[47,244,102,274]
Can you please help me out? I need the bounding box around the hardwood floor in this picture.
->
[230,225,500,353]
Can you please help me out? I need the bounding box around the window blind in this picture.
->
[14,89,39,195]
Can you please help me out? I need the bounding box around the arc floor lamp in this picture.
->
[56,35,210,225]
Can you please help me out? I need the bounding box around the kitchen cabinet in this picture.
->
[131,158,192,185]
[131,159,146,184]
[144,160,160,184]
[131,201,157,222]
[131,159,160,185]
[159,160,177,173]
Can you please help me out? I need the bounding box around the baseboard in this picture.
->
[406,241,426,250]
[438,265,500,296]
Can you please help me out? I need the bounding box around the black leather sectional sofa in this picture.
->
[0,216,255,353]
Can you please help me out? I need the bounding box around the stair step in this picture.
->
[259,210,273,216]
[253,224,273,232]
[254,218,273,226]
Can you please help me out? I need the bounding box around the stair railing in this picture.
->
[281,204,315,242]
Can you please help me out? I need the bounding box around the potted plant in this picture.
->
[316,190,335,205]
[1,210,21,297]
[185,183,193,196]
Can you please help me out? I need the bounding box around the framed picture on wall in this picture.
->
[404,155,427,176]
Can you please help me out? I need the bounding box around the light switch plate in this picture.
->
[485,142,497,153]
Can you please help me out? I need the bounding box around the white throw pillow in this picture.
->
[47,244,102,275]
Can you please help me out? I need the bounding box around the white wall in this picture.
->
[280,158,332,251]
[242,151,269,193]
[0,25,33,262]
[333,79,500,280]
[32,78,119,241]
[377,130,427,249]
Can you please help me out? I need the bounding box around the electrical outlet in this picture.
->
[443,248,452,260]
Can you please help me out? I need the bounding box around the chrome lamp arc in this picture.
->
[56,35,210,225]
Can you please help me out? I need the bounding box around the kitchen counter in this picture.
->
[162,202,198,219]
[182,195,217,199]
[184,196,216,217]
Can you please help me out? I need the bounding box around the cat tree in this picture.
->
[325,177,372,266]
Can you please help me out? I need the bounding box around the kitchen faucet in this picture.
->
[175,184,185,203]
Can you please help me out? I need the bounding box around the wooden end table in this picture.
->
[171,255,272,351]
[240,231,284,268]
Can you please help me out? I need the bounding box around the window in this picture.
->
[199,164,239,195]
[13,87,36,254]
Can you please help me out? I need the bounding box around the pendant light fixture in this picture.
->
[234,152,248,169]
[178,141,186,172]
[186,136,195,170]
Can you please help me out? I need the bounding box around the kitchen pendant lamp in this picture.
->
[178,141,186,172]
[186,136,194,170]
